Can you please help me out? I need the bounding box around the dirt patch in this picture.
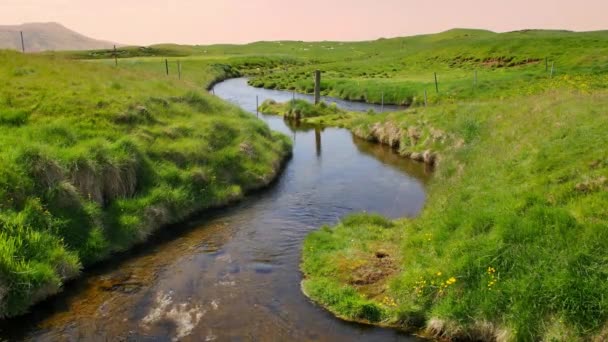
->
[370,122,402,148]
[480,56,541,68]
[575,176,607,193]
[425,318,511,342]
[447,55,541,68]
[407,127,420,146]
[239,141,256,159]
[347,250,399,298]
[594,322,608,342]
[430,128,446,143]
[375,251,389,259]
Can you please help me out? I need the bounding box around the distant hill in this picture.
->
[0,22,117,52]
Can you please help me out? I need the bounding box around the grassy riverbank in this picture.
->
[301,89,608,340]
[250,58,608,339]
[179,30,608,341]
[4,27,608,339]
[219,29,608,342]
[81,28,608,340]
[259,99,346,120]
[0,50,291,318]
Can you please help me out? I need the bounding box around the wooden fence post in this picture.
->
[20,31,25,53]
[434,72,439,93]
[165,59,169,76]
[177,60,182,80]
[474,69,478,87]
[314,70,321,104]
[113,45,118,67]
[550,62,555,78]
[315,127,322,156]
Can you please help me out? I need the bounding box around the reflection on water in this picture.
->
[0,79,429,342]
[351,135,434,184]
[315,128,322,157]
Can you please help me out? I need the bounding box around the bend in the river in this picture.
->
[0,78,430,342]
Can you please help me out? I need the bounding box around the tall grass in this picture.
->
[0,50,291,317]
[302,90,608,341]
[20,27,608,339]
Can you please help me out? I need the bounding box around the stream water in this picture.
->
[0,78,430,341]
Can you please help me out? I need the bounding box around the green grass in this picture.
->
[0,50,291,318]
[302,213,401,324]
[258,99,344,120]
[232,29,608,342]
[4,27,608,340]
[302,90,608,341]
[79,30,608,340]
[239,29,608,105]
[57,29,608,109]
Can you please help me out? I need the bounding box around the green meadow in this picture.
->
[243,29,608,106]
[71,29,608,108]
[2,27,608,341]
[301,89,608,341]
[139,28,608,340]
[0,50,291,317]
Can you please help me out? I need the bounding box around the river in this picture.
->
[0,78,429,341]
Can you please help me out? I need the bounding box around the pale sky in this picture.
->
[1,0,607,45]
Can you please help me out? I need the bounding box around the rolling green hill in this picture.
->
[239,29,608,105]
[66,28,608,107]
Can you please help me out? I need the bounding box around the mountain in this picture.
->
[0,22,117,52]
